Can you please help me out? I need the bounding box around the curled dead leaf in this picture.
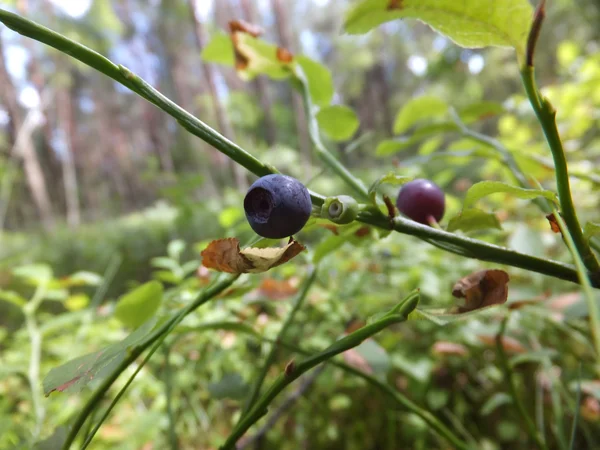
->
[228,20,263,37]
[201,238,306,274]
[452,269,510,312]
[229,20,263,71]
[432,341,468,357]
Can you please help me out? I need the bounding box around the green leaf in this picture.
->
[201,32,235,66]
[0,290,26,308]
[447,208,502,233]
[584,222,600,241]
[316,105,360,141]
[353,339,391,378]
[167,240,186,260]
[313,224,364,263]
[480,392,512,416]
[296,56,334,107]
[43,318,157,395]
[458,101,505,124]
[393,95,448,134]
[34,427,68,450]
[230,33,291,80]
[463,181,558,210]
[344,0,533,61]
[368,172,413,204]
[63,271,103,287]
[376,122,459,156]
[13,264,53,286]
[208,373,248,400]
[408,307,498,326]
[114,281,163,328]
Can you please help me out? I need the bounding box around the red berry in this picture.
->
[396,179,445,225]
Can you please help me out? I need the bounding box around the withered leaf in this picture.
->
[258,277,298,299]
[432,341,468,357]
[229,20,263,71]
[228,20,263,37]
[546,213,562,234]
[478,334,526,354]
[201,238,306,274]
[452,269,509,312]
[387,0,404,10]
[276,47,294,63]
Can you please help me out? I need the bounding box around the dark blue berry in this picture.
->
[244,174,312,238]
[396,178,445,225]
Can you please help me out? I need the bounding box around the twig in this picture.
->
[173,320,470,450]
[520,1,600,274]
[294,65,370,201]
[219,291,420,449]
[24,285,47,444]
[61,274,239,450]
[496,318,548,450]
[237,365,325,450]
[240,269,317,417]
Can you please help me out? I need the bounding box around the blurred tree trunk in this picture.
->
[0,36,55,230]
[189,0,248,190]
[239,0,277,146]
[372,63,393,135]
[56,74,81,227]
[270,0,311,173]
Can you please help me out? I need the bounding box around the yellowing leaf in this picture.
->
[201,238,306,274]
[344,0,534,61]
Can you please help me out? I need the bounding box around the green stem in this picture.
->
[61,275,238,450]
[2,9,597,288]
[450,109,551,213]
[358,209,595,287]
[520,66,599,274]
[294,66,370,201]
[163,346,179,450]
[241,268,317,417]
[172,320,469,450]
[24,285,47,444]
[552,209,600,364]
[219,292,419,449]
[496,318,548,450]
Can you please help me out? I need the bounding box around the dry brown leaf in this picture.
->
[342,347,374,375]
[549,292,580,311]
[354,226,371,238]
[477,334,526,353]
[258,277,298,299]
[581,396,600,422]
[229,20,263,71]
[344,318,366,334]
[452,269,510,312]
[228,19,263,37]
[432,341,468,357]
[276,47,294,63]
[387,0,404,10]
[546,213,562,234]
[320,224,340,235]
[201,238,305,274]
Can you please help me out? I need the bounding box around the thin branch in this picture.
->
[219,291,420,449]
[520,1,600,275]
[238,365,325,450]
[496,318,548,450]
[241,268,317,417]
[61,274,238,450]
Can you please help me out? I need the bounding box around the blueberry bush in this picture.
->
[1,1,600,449]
